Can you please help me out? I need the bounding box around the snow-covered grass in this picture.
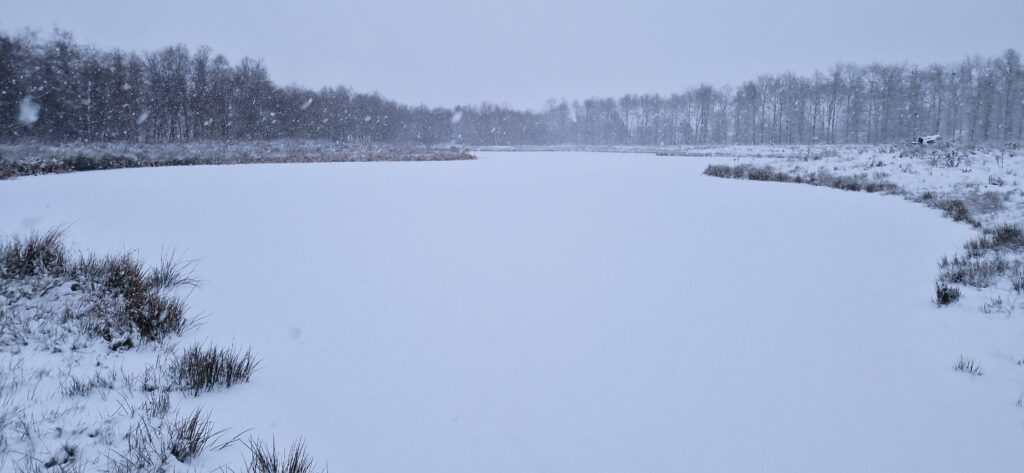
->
[699,142,1024,310]
[1,151,1021,472]
[0,230,265,472]
[0,140,475,180]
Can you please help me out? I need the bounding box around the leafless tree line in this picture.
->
[0,30,452,144]
[1,29,1019,146]
[462,49,1022,146]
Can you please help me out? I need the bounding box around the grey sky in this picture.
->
[2,0,1022,110]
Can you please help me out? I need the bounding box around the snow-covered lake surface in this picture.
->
[2,151,1020,472]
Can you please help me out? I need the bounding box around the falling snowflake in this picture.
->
[136,110,150,125]
[18,96,39,125]
[301,98,314,110]
[450,110,463,124]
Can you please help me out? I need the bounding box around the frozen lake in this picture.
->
[1,151,1017,472]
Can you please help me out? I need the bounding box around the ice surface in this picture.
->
[0,152,1018,473]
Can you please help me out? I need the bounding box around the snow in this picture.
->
[1,151,1022,472]
[688,144,1024,228]
[18,96,39,125]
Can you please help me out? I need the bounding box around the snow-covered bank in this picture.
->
[1,152,1020,472]
[0,140,475,181]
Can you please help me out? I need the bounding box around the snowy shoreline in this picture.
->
[0,140,475,181]
[1,148,1022,472]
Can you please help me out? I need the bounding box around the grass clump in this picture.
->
[1,229,196,347]
[703,163,792,182]
[953,356,983,376]
[88,253,192,341]
[169,408,223,463]
[963,224,1024,256]
[703,163,901,194]
[931,199,979,227]
[61,370,118,397]
[245,439,324,473]
[935,283,961,307]
[1011,268,1024,293]
[169,343,259,396]
[938,255,1011,288]
[982,224,1024,250]
[111,407,236,471]
[0,229,69,278]
[42,442,78,469]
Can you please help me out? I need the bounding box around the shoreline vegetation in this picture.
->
[0,141,476,180]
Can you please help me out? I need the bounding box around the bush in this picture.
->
[169,344,259,396]
[744,165,791,182]
[245,439,324,473]
[935,283,961,306]
[703,164,739,178]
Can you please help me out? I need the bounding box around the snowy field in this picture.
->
[1,151,1022,472]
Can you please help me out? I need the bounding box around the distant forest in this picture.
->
[1,30,1021,146]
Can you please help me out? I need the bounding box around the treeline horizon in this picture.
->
[0,29,1021,147]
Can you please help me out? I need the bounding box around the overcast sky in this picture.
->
[2,0,1022,110]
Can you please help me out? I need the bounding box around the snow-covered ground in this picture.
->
[689,143,1024,227]
[1,151,1022,472]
